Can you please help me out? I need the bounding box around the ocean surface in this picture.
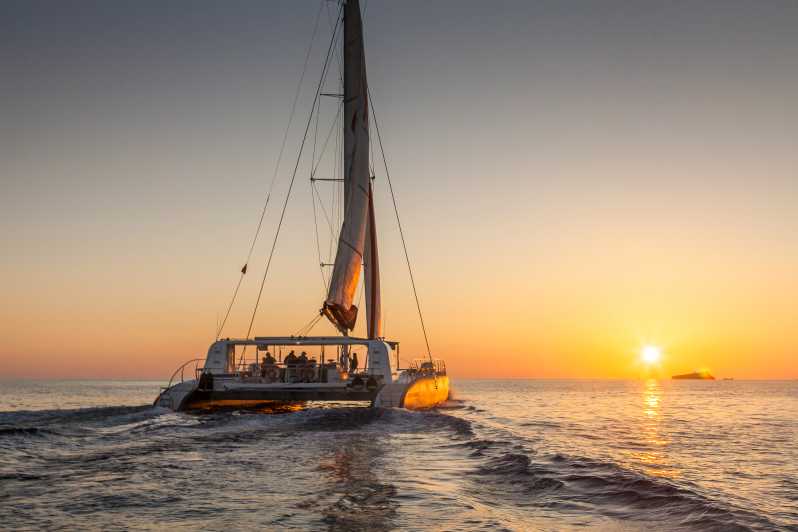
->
[1,379,796,531]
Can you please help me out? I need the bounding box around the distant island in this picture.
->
[672,371,715,380]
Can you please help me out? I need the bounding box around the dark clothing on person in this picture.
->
[350,353,359,373]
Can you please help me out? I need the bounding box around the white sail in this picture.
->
[323,0,372,333]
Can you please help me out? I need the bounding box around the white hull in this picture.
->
[155,374,449,412]
[155,337,447,411]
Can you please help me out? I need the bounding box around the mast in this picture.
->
[364,181,382,338]
[322,0,381,337]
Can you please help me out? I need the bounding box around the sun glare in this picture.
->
[641,345,662,365]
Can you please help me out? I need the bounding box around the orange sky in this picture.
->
[2,2,796,380]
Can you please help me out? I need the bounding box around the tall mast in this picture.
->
[322,0,381,338]
[364,181,382,338]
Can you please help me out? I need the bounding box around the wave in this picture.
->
[434,398,468,409]
[287,405,476,437]
[464,445,777,531]
[472,452,565,492]
[0,405,159,429]
[0,426,56,438]
[433,396,780,530]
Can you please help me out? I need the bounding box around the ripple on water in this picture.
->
[0,380,796,531]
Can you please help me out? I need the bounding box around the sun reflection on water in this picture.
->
[644,379,660,418]
[633,379,678,478]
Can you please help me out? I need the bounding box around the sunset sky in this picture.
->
[2,1,796,380]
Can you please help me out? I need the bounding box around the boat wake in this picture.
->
[0,399,791,531]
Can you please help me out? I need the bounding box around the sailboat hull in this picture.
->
[402,375,450,410]
[155,376,449,412]
[372,375,450,410]
[155,339,449,412]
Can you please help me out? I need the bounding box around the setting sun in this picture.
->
[641,345,662,365]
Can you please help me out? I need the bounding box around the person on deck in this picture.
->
[298,351,310,382]
[261,351,277,381]
[283,350,299,383]
[350,352,359,374]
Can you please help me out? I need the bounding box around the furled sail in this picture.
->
[323,0,374,334]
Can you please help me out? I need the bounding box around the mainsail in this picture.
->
[323,0,381,337]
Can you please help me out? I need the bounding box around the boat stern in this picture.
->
[373,359,449,410]
[154,379,198,411]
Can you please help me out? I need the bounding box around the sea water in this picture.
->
[1,379,796,530]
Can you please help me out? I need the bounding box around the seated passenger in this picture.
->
[264,351,276,365]
[298,352,310,382]
[282,351,298,383]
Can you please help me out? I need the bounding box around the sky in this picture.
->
[1,0,796,379]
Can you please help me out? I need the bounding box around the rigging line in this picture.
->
[369,87,434,363]
[215,274,244,339]
[309,75,329,295]
[312,181,337,242]
[330,2,344,87]
[298,310,322,336]
[216,0,325,340]
[311,101,344,176]
[310,78,323,180]
[305,314,323,336]
[308,37,338,296]
[322,1,343,92]
[249,0,324,264]
[307,314,322,334]
[311,92,321,174]
[333,91,343,253]
[294,312,322,337]
[243,5,344,346]
[311,181,329,291]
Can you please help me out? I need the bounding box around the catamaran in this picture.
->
[155,0,449,411]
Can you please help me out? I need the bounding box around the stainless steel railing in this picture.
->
[162,358,205,391]
[408,358,447,376]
